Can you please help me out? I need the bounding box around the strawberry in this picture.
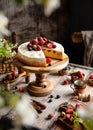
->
[77,71,84,78]
[37,45,42,51]
[31,39,38,45]
[63,80,69,85]
[47,42,54,48]
[66,107,73,114]
[46,58,52,64]
[38,37,45,45]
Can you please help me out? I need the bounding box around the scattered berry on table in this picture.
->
[18,87,24,92]
[48,114,54,119]
[63,80,69,85]
[55,95,60,99]
[49,95,53,98]
[46,58,52,64]
[48,99,52,103]
[75,103,81,108]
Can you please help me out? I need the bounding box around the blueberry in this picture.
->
[53,44,56,48]
[48,99,52,103]
[55,95,60,99]
[49,95,53,98]
[28,47,32,51]
[48,63,51,66]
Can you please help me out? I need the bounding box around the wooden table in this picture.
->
[0,63,93,130]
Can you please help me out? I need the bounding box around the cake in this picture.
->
[18,36,65,67]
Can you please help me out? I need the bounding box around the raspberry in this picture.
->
[37,45,42,51]
[32,39,38,45]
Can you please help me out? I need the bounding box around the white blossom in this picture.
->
[35,0,61,16]
[15,94,37,127]
[0,13,11,37]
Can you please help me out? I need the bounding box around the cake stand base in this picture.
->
[27,80,53,96]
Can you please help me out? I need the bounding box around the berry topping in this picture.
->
[32,44,37,50]
[37,45,42,51]
[28,47,33,51]
[38,36,45,45]
[32,39,38,45]
[47,42,54,48]
[53,44,56,48]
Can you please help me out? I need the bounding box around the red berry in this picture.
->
[32,39,38,45]
[18,87,24,92]
[27,43,32,48]
[38,37,45,45]
[63,80,69,85]
[48,114,54,119]
[66,107,73,114]
[47,42,54,48]
[37,45,42,51]
[75,103,81,108]
[89,74,93,79]
[77,71,84,78]
[8,74,13,80]
[46,58,52,64]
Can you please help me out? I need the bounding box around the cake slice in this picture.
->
[42,41,64,60]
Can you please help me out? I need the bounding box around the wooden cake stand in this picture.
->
[14,54,69,96]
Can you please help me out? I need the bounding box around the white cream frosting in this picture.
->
[18,42,46,64]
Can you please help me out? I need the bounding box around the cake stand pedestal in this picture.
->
[14,54,69,96]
